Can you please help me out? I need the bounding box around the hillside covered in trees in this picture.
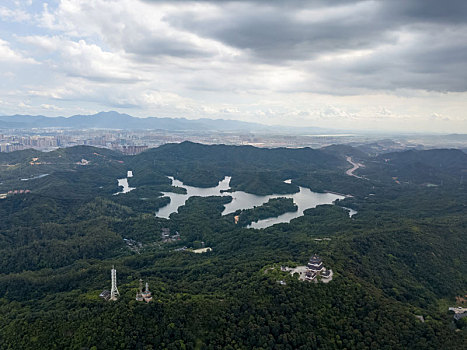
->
[0,142,466,349]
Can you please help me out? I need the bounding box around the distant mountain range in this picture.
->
[0,111,329,133]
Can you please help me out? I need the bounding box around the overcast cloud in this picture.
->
[0,0,466,132]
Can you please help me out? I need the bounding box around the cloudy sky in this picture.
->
[1,0,467,132]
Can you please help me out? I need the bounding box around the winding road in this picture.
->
[345,156,364,179]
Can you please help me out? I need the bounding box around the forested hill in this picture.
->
[360,148,467,185]
[0,146,127,200]
[2,143,466,197]
[377,148,467,169]
[134,141,345,169]
[0,145,124,164]
[129,141,348,190]
[0,142,466,348]
[321,144,369,161]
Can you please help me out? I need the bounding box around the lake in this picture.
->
[115,178,135,195]
[155,176,354,228]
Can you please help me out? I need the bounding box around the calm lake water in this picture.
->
[115,178,135,195]
[155,176,355,228]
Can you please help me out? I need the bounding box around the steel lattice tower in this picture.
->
[110,266,120,301]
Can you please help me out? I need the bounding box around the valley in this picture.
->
[0,142,466,349]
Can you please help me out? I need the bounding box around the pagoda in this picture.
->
[136,279,144,302]
[142,282,153,302]
[136,279,153,302]
[307,254,325,272]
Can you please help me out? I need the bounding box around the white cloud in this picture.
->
[18,101,32,109]
[40,103,62,111]
[0,6,31,22]
[0,0,464,132]
[0,38,37,64]
[38,0,239,59]
[19,35,62,52]
[59,39,142,82]
[19,35,142,82]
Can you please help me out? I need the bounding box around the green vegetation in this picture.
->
[229,172,299,195]
[235,197,298,226]
[0,143,466,349]
[129,141,345,194]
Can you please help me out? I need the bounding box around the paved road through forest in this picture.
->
[345,156,364,179]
